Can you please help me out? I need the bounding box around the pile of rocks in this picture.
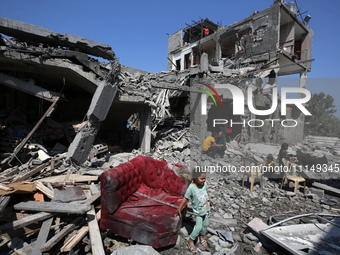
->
[153,173,340,255]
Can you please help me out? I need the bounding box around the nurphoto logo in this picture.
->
[199,83,312,128]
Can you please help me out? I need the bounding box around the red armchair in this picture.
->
[100,155,189,248]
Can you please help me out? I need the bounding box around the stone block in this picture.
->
[309,187,324,198]
[247,218,268,235]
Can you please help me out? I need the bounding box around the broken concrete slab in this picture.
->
[110,245,160,255]
[313,182,340,197]
[260,216,340,255]
[66,79,118,164]
[87,81,118,122]
[0,72,59,102]
[0,17,115,60]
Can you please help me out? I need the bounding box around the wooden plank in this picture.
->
[14,201,91,214]
[37,174,98,183]
[81,191,101,205]
[64,169,72,183]
[0,167,18,178]
[33,192,44,202]
[54,217,61,234]
[40,217,82,252]
[0,167,19,183]
[60,209,101,253]
[0,196,11,214]
[34,181,54,199]
[84,190,104,255]
[89,183,100,194]
[0,212,53,234]
[6,99,55,168]
[60,226,89,252]
[15,162,49,182]
[32,217,53,255]
[0,181,36,196]
[96,210,101,220]
[87,205,104,255]
[0,183,14,191]
[0,234,10,250]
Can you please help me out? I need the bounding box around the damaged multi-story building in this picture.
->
[0,18,154,168]
[0,0,313,170]
[167,0,313,144]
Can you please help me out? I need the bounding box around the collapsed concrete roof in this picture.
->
[0,17,115,60]
[0,1,315,168]
[0,17,120,167]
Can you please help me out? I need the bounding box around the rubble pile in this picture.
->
[1,110,340,254]
[151,128,192,165]
[1,138,339,255]
[118,69,189,110]
[160,174,340,255]
[0,2,338,253]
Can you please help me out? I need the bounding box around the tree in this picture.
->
[304,92,340,137]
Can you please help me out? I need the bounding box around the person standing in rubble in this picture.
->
[176,169,212,253]
[203,26,209,37]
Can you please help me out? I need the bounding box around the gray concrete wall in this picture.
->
[167,30,183,71]
[121,65,150,77]
[247,4,280,55]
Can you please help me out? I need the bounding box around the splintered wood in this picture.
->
[34,181,54,199]
[0,173,103,254]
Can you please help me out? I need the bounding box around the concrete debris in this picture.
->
[260,214,340,254]
[0,1,338,255]
[110,245,160,255]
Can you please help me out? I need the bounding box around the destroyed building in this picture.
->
[0,1,340,255]
[167,1,313,144]
[0,17,156,168]
[0,1,314,170]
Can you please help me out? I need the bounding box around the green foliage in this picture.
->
[305,92,340,137]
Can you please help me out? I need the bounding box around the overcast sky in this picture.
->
[1,0,340,117]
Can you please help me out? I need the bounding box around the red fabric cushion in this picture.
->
[100,156,188,248]
[144,159,188,196]
[101,183,185,248]
[101,156,145,214]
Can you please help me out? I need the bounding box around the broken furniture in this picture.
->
[241,157,263,191]
[280,159,306,194]
[100,155,189,248]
